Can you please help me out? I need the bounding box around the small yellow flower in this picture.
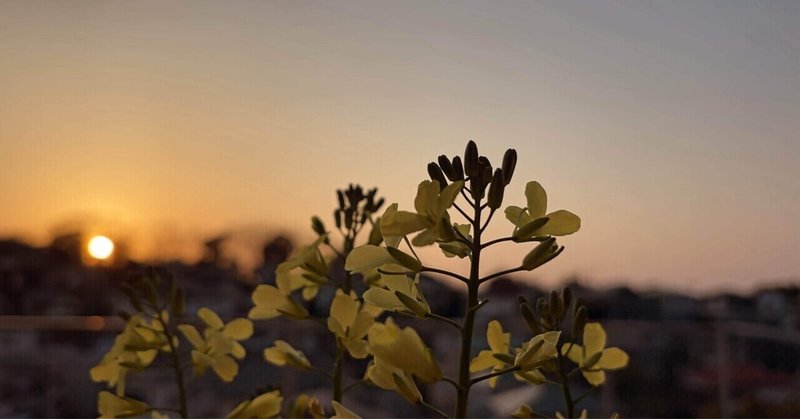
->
[367,317,442,383]
[505,181,581,238]
[227,390,283,419]
[97,391,148,419]
[562,322,629,386]
[274,235,329,301]
[469,320,511,388]
[363,271,429,317]
[366,358,422,404]
[90,314,163,395]
[514,331,560,369]
[264,340,311,369]
[179,308,253,382]
[379,180,464,247]
[327,290,381,358]
[248,284,309,320]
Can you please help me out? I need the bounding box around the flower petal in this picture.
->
[583,323,607,358]
[537,210,581,236]
[525,181,548,219]
[198,308,225,330]
[596,347,629,370]
[223,318,254,341]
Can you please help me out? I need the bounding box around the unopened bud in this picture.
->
[427,162,448,190]
[451,156,465,180]
[464,141,479,177]
[501,149,517,185]
[487,169,505,210]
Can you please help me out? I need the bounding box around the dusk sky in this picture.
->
[1,1,798,294]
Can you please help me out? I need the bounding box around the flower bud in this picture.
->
[387,247,422,272]
[487,169,505,210]
[518,296,543,335]
[502,149,517,185]
[451,156,465,180]
[395,291,428,317]
[438,155,457,180]
[561,287,572,310]
[427,162,448,190]
[311,216,326,237]
[513,217,550,241]
[464,141,479,177]
[572,305,587,339]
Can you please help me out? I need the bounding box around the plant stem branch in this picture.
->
[453,203,474,224]
[421,266,469,284]
[479,266,526,284]
[480,236,514,249]
[428,312,463,332]
[155,312,188,419]
[470,365,520,386]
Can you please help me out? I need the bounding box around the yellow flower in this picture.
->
[367,317,441,382]
[90,314,163,395]
[327,290,381,358]
[562,322,629,386]
[179,308,253,382]
[264,340,311,369]
[331,401,361,419]
[514,331,560,370]
[248,283,309,320]
[366,357,422,404]
[274,235,329,301]
[469,320,511,388]
[227,390,283,418]
[363,271,429,317]
[97,391,148,419]
[379,180,464,247]
[505,181,581,238]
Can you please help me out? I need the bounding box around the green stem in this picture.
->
[455,197,483,418]
[155,312,188,418]
[470,365,520,385]
[556,346,575,418]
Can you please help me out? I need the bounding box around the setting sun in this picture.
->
[87,235,114,260]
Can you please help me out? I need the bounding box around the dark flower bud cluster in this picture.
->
[518,288,587,339]
[427,141,518,207]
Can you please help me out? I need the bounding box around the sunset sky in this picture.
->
[1,1,798,294]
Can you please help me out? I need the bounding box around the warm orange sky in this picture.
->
[1,1,798,294]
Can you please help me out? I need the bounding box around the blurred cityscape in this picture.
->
[1,234,798,418]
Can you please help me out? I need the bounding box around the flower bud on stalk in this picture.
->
[487,169,505,210]
[501,148,517,185]
[427,162,448,190]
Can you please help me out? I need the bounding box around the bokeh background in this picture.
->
[0,1,798,417]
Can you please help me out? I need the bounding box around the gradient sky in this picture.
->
[1,1,798,294]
